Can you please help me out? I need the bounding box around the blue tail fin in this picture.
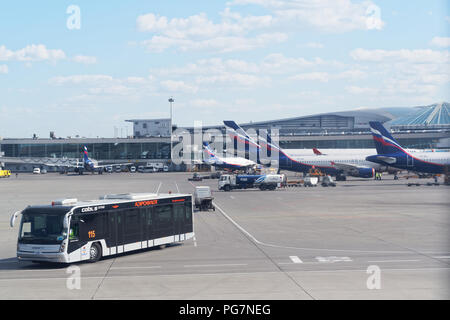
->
[203,142,218,160]
[223,121,260,150]
[223,120,284,164]
[83,146,90,162]
[369,122,405,154]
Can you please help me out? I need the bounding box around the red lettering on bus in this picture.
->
[134,200,158,207]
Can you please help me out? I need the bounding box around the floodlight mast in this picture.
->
[169,97,174,162]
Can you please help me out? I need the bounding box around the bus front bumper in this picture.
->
[17,251,69,263]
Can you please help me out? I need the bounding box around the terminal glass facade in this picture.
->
[0,141,171,160]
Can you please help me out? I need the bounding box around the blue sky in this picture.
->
[0,0,449,138]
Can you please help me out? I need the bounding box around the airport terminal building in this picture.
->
[1,102,449,171]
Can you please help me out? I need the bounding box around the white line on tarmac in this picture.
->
[156,182,162,193]
[434,256,450,259]
[193,236,198,247]
[1,268,449,282]
[183,263,248,268]
[212,201,413,254]
[175,181,180,193]
[289,256,303,264]
[110,266,162,270]
[368,260,421,263]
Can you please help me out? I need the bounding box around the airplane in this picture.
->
[223,121,429,157]
[0,146,131,175]
[366,122,450,174]
[202,142,258,171]
[224,120,382,180]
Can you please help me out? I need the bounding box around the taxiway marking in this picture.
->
[289,256,303,264]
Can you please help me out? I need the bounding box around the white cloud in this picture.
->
[72,55,97,64]
[290,72,330,82]
[189,99,220,108]
[346,47,450,100]
[289,69,366,82]
[49,74,116,86]
[160,80,199,93]
[346,85,379,95]
[141,32,287,53]
[306,42,324,48]
[0,44,66,62]
[350,48,450,64]
[336,69,367,80]
[229,0,385,32]
[0,64,8,74]
[196,72,270,86]
[430,37,450,48]
[137,10,273,38]
[137,9,286,53]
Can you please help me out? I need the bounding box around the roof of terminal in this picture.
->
[387,102,450,126]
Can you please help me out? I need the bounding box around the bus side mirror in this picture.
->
[10,211,21,228]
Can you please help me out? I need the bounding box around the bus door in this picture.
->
[108,211,124,254]
[140,207,153,247]
[173,203,185,241]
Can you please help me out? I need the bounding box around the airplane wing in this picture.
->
[331,162,357,173]
[330,162,370,175]
[94,162,133,169]
[371,156,397,164]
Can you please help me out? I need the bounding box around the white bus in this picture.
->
[10,193,194,263]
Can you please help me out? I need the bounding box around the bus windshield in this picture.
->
[19,209,68,244]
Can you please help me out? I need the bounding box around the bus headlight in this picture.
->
[59,242,66,252]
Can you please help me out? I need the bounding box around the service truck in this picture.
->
[0,169,11,178]
[218,174,286,191]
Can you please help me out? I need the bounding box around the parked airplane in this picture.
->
[366,122,450,174]
[0,146,131,175]
[203,142,258,171]
[224,121,381,180]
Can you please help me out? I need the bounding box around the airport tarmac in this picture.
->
[0,172,449,300]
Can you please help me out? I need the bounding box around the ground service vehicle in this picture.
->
[254,174,286,190]
[10,193,194,264]
[194,186,215,211]
[303,176,319,187]
[33,168,41,174]
[0,170,11,178]
[188,173,203,181]
[321,175,336,187]
[219,174,285,191]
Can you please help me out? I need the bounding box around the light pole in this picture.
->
[168,97,174,162]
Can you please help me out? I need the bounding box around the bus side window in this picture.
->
[174,204,184,222]
[185,202,192,223]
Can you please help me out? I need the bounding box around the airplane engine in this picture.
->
[358,167,375,178]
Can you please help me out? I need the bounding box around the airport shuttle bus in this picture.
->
[10,193,194,263]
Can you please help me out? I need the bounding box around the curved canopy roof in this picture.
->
[388,102,450,126]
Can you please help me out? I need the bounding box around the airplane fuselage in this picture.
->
[366,151,450,174]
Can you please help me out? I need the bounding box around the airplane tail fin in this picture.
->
[83,146,90,162]
[313,148,323,155]
[369,122,405,154]
[203,142,218,160]
[223,120,280,151]
[223,121,260,150]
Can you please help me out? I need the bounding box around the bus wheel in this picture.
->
[89,243,102,263]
